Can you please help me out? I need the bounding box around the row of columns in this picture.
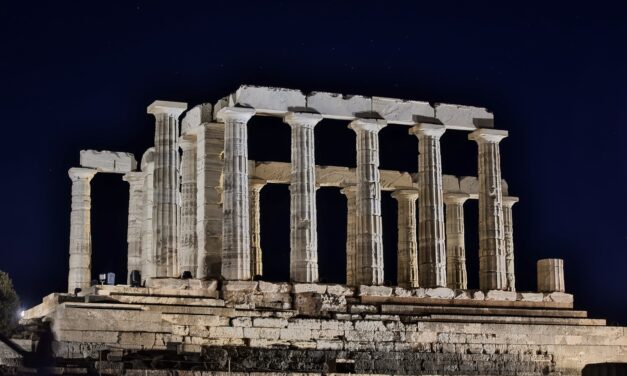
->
[66,102,519,293]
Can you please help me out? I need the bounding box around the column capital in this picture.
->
[503,196,519,208]
[147,100,188,117]
[68,167,97,182]
[409,123,446,139]
[444,192,470,205]
[122,171,145,184]
[391,189,419,201]
[468,128,508,143]
[348,118,387,133]
[178,134,197,151]
[284,112,323,129]
[249,178,267,190]
[216,107,256,123]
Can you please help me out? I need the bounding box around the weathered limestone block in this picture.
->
[359,285,393,297]
[284,112,323,283]
[217,85,306,115]
[435,103,494,129]
[537,259,566,293]
[218,107,256,280]
[67,167,98,292]
[469,128,508,291]
[485,290,517,301]
[148,100,187,277]
[410,124,447,288]
[145,277,218,291]
[425,287,455,299]
[122,172,144,283]
[308,92,371,119]
[180,102,212,134]
[349,119,387,285]
[80,150,137,173]
[372,97,435,124]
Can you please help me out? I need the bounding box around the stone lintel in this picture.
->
[147,100,188,117]
[68,167,98,181]
[122,171,145,183]
[468,128,508,143]
[80,150,137,173]
[211,85,492,130]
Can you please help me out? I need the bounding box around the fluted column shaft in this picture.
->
[178,134,198,276]
[469,128,508,290]
[249,179,266,277]
[123,172,145,283]
[148,101,187,277]
[140,149,155,281]
[340,187,357,285]
[503,196,519,291]
[67,168,97,292]
[391,190,420,288]
[349,119,387,285]
[444,193,470,289]
[284,112,323,282]
[219,107,256,280]
[411,124,447,288]
[195,123,225,278]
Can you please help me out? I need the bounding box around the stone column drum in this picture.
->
[537,258,565,292]
[148,100,187,277]
[444,193,470,290]
[178,134,198,276]
[349,119,387,285]
[410,124,447,288]
[249,179,266,277]
[391,190,420,288]
[140,148,156,281]
[218,107,256,280]
[469,128,508,291]
[341,186,357,286]
[284,112,323,283]
[67,167,97,292]
[122,172,145,283]
[503,196,519,291]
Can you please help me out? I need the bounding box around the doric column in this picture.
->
[249,179,266,277]
[391,190,420,288]
[503,196,519,291]
[194,122,225,279]
[140,148,156,281]
[122,172,145,284]
[469,128,508,290]
[537,259,565,293]
[284,112,323,282]
[178,133,198,276]
[340,186,357,286]
[348,119,387,285]
[444,193,470,290]
[218,107,256,280]
[67,167,97,292]
[410,124,447,288]
[147,100,187,277]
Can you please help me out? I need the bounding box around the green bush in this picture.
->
[0,271,20,337]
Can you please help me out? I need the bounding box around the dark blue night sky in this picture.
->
[1,2,625,324]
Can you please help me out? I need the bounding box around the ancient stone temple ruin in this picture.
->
[3,86,625,375]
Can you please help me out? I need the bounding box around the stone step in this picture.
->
[422,313,606,326]
[361,294,573,309]
[381,303,588,318]
[91,285,219,298]
[106,294,226,307]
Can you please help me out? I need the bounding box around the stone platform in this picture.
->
[7,279,626,375]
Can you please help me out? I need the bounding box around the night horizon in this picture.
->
[1,0,626,332]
